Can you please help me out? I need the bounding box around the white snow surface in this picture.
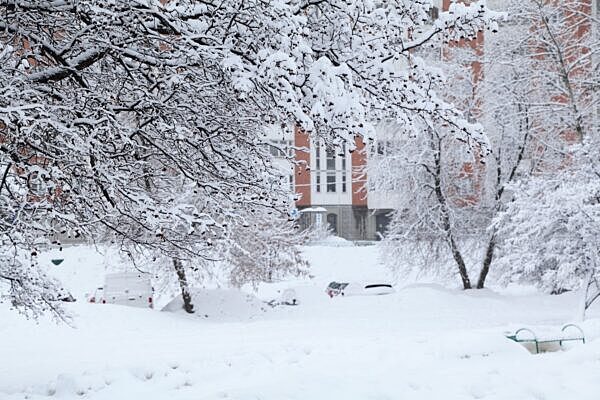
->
[162,288,268,322]
[2,244,600,399]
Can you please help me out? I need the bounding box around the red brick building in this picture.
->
[291,127,387,241]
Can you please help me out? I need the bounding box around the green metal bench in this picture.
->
[505,324,585,354]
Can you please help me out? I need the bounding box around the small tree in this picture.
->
[374,121,487,289]
[226,210,309,289]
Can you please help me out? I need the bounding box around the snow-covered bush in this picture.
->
[495,140,600,293]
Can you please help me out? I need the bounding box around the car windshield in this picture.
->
[328,282,349,290]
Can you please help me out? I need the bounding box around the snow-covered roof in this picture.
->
[300,207,328,213]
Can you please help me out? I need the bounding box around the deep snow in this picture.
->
[1,243,600,399]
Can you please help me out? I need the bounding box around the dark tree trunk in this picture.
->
[173,258,194,314]
[430,134,471,290]
[475,108,531,289]
[477,234,496,289]
[448,233,472,290]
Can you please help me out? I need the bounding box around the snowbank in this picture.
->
[2,243,600,400]
[162,288,267,321]
[309,235,354,247]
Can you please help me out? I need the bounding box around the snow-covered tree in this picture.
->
[375,23,493,290]
[374,120,487,289]
[495,139,600,293]
[225,210,309,289]
[0,0,501,316]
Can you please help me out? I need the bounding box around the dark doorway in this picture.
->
[327,213,338,235]
[375,212,391,240]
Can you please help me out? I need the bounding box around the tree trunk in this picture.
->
[173,258,194,313]
[477,233,496,289]
[430,134,471,289]
[448,234,472,289]
[476,107,530,290]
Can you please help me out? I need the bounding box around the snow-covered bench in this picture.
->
[505,324,585,354]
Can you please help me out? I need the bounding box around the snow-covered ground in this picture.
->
[2,243,600,399]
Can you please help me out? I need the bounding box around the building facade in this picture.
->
[293,127,393,241]
[266,124,393,241]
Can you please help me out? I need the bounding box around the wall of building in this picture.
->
[351,137,368,207]
[300,204,393,241]
[310,138,353,205]
[294,126,311,207]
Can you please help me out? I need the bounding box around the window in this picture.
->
[326,148,335,170]
[316,173,321,192]
[341,172,347,193]
[268,140,292,157]
[268,145,282,157]
[28,172,45,196]
[326,173,336,192]
[455,175,475,196]
[315,141,321,170]
[429,6,439,22]
[375,140,394,156]
[543,9,562,26]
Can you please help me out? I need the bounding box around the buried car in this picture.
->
[89,272,154,309]
[47,287,76,302]
[267,288,299,307]
[326,281,394,297]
